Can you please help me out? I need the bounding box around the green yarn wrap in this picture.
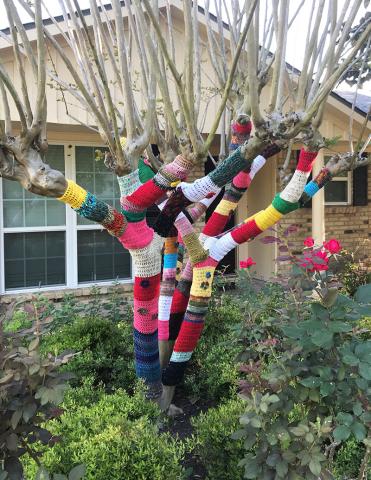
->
[272,193,299,214]
[138,158,156,183]
[209,147,251,187]
[121,209,146,222]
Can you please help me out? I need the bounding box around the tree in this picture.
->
[0,0,370,409]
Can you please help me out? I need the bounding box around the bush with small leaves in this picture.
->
[184,295,242,400]
[189,398,245,480]
[41,316,135,391]
[332,437,369,479]
[23,384,185,480]
[3,311,32,334]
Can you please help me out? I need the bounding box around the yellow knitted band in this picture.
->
[58,180,87,209]
[215,199,237,216]
[170,180,181,188]
[190,267,215,297]
[182,233,208,265]
[120,136,127,148]
[254,205,283,231]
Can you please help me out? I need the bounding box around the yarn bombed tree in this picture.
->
[0,0,370,408]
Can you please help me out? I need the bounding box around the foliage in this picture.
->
[13,285,132,333]
[189,398,245,480]
[41,316,135,391]
[233,236,371,479]
[0,309,75,480]
[332,437,368,479]
[338,249,370,297]
[3,311,32,334]
[23,382,185,480]
[184,294,243,400]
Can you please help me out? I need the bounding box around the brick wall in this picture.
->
[275,152,371,273]
[325,164,371,269]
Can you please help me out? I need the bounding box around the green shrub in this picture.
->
[332,437,369,479]
[184,294,242,400]
[235,269,371,479]
[23,385,185,480]
[41,316,135,390]
[338,250,370,296]
[3,310,32,332]
[189,398,245,480]
[185,334,240,400]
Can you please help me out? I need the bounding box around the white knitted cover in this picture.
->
[180,176,219,202]
[250,155,266,179]
[208,232,239,262]
[117,169,141,197]
[170,350,193,362]
[158,295,173,323]
[130,234,164,277]
[280,170,310,203]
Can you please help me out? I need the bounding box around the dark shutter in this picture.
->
[353,165,368,206]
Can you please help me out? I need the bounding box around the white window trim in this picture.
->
[0,141,134,295]
[324,170,352,206]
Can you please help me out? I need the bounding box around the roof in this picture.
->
[334,91,371,115]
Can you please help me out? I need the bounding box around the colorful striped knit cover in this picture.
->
[158,194,218,344]
[58,154,193,398]
[162,148,318,386]
[153,144,257,238]
[166,135,280,344]
[118,154,193,396]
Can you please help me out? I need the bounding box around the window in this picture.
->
[75,146,131,283]
[1,145,66,290]
[0,143,132,293]
[324,156,351,205]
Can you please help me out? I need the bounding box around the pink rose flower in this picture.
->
[323,239,342,254]
[303,237,315,247]
[240,257,256,269]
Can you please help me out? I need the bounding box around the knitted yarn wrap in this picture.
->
[229,119,252,151]
[130,233,163,277]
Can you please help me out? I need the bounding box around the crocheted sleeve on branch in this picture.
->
[58,180,127,237]
[162,148,318,387]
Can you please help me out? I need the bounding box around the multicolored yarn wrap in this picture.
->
[299,167,332,206]
[157,193,218,354]
[153,146,253,238]
[124,155,191,211]
[162,148,318,386]
[158,236,179,341]
[162,258,217,386]
[58,180,127,237]
[229,119,252,150]
[166,145,281,346]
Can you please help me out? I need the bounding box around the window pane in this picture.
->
[75,146,121,226]
[325,181,348,203]
[77,230,131,283]
[4,232,66,290]
[2,145,65,228]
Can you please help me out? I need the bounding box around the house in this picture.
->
[0,1,370,299]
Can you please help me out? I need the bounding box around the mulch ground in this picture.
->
[161,389,216,480]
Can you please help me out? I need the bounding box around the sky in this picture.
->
[0,0,369,94]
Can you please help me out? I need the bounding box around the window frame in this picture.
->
[0,141,133,295]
